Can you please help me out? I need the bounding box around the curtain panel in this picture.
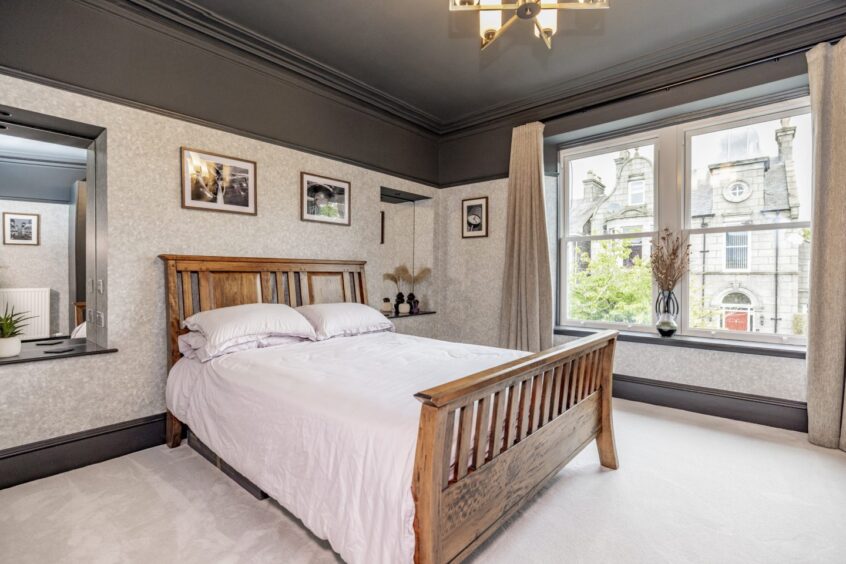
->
[499,122,553,352]
[806,41,846,451]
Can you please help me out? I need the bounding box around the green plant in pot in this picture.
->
[0,305,33,358]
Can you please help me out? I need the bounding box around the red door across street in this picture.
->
[725,311,749,331]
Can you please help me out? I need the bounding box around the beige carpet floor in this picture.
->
[2,399,845,564]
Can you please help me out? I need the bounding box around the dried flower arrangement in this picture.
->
[383,265,432,293]
[650,228,690,292]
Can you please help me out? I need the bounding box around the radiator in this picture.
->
[0,288,51,339]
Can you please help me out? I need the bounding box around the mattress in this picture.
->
[167,331,527,564]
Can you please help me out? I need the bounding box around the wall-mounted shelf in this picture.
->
[380,186,432,204]
[384,310,436,319]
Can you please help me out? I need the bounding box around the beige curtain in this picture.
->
[499,122,553,352]
[806,41,846,451]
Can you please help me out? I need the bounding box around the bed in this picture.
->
[160,254,619,564]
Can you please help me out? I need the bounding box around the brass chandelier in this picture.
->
[450,0,610,50]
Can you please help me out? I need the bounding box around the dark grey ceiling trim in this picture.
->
[0,155,87,169]
[0,67,441,188]
[441,1,846,138]
[553,85,811,151]
[81,0,846,138]
[102,0,441,136]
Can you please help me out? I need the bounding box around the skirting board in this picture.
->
[0,413,166,490]
[613,374,808,433]
[0,377,808,491]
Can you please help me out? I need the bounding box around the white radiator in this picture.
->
[0,288,51,339]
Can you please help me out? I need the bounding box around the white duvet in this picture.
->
[167,331,527,564]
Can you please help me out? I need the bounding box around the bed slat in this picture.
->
[456,404,473,480]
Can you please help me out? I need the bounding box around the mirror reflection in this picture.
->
[0,134,89,340]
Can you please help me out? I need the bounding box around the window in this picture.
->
[559,98,812,344]
[561,141,655,328]
[724,231,749,270]
[628,179,645,205]
[723,181,750,202]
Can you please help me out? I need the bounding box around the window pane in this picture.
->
[567,238,652,325]
[688,228,811,337]
[567,144,655,236]
[689,113,812,228]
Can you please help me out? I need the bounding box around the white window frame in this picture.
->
[559,131,664,332]
[558,96,811,345]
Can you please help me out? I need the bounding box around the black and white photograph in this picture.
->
[461,196,488,238]
[3,212,40,245]
[181,148,257,215]
[300,172,351,226]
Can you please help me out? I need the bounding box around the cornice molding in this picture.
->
[107,0,443,135]
[104,0,845,138]
[442,0,845,135]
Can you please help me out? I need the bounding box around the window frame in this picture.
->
[558,96,812,345]
[627,178,646,205]
[559,131,663,332]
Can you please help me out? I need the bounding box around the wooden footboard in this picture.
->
[412,330,618,563]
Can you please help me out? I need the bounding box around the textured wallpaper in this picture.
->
[0,199,69,335]
[0,73,808,450]
[0,74,436,449]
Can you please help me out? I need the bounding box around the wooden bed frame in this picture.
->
[160,254,619,564]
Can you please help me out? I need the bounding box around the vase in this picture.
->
[655,290,679,338]
[380,299,393,314]
[0,336,22,358]
[398,303,411,315]
[394,292,405,316]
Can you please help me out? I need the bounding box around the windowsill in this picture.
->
[555,326,806,359]
[0,338,118,366]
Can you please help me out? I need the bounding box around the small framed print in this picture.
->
[3,212,40,245]
[300,172,351,226]
[461,197,488,238]
[181,147,257,215]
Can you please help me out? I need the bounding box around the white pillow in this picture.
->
[297,302,394,340]
[182,303,317,358]
[178,331,305,362]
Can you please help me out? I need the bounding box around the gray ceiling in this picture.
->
[189,0,813,126]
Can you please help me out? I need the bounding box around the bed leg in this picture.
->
[166,411,183,448]
[596,345,619,470]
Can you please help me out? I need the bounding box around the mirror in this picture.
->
[379,187,434,317]
[0,106,106,350]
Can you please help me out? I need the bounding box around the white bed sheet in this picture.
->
[167,331,527,564]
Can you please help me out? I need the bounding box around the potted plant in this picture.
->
[0,305,33,358]
[650,228,690,338]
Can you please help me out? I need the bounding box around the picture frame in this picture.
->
[3,212,40,246]
[300,172,351,226]
[181,147,257,215]
[461,196,488,238]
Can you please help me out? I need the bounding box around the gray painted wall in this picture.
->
[0,0,440,186]
[0,159,86,203]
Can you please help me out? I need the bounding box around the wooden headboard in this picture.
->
[159,254,368,368]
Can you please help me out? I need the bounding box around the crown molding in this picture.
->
[107,0,443,135]
[99,0,846,139]
[441,0,846,138]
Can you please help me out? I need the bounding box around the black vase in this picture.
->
[394,292,405,316]
[655,290,679,338]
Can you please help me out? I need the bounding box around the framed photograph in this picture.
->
[461,197,488,238]
[300,172,351,226]
[3,212,40,245]
[181,147,256,215]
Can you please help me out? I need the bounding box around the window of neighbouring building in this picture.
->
[559,97,812,344]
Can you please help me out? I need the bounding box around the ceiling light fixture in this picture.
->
[451,0,609,50]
